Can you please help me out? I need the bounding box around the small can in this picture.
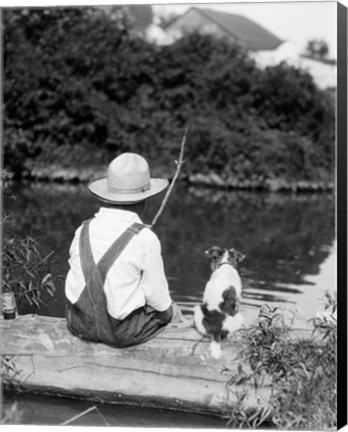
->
[1,292,17,320]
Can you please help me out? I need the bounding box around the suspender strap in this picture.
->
[79,219,95,287]
[79,221,145,290]
[96,222,144,286]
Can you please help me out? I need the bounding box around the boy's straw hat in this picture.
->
[88,153,169,204]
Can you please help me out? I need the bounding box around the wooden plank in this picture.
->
[1,314,313,415]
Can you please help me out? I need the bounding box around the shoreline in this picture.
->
[14,163,335,194]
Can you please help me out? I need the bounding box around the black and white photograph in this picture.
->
[1,0,346,429]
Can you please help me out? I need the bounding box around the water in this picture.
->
[3,393,226,427]
[3,180,336,426]
[5,181,336,319]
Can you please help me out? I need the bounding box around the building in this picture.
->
[125,5,336,90]
[252,41,337,89]
[164,7,283,51]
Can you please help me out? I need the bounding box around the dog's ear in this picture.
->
[205,246,223,261]
[228,248,245,265]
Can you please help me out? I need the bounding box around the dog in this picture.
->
[194,246,245,359]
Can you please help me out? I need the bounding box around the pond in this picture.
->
[5,181,336,319]
[3,180,336,426]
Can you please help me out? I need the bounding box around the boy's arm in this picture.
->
[141,233,185,324]
[140,234,172,312]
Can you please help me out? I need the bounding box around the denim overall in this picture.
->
[66,220,169,347]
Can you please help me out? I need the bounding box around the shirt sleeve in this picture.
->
[140,233,172,312]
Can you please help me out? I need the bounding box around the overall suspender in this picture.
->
[78,220,145,340]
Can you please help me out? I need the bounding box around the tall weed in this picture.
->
[1,171,59,309]
[226,296,336,429]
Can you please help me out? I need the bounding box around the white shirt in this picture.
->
[65,208,172,320]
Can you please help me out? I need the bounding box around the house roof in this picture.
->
[169,7,283,51]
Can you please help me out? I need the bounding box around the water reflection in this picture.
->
[4,181,335,320]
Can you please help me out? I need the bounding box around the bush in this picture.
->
[3,8,335,184]
[225,295,336,429]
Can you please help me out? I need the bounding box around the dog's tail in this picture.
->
[194,305,222,359]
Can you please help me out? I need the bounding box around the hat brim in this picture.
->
[87,177,169,204]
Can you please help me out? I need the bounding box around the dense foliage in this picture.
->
[226,296,336,429]
[3,7,335,185]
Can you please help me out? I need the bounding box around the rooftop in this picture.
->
[169,7,284,51]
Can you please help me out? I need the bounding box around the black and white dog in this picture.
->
[194,246,245,359]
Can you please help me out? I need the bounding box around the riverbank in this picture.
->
[18,162,335,193]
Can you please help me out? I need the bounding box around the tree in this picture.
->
[100,5,153,35]
[305,38,329,60]
[3,9,335,185]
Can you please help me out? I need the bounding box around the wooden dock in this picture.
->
[1,313,313,416]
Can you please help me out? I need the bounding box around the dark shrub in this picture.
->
[3,8,335,184]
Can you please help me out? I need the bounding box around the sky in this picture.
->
[153,1,338,59]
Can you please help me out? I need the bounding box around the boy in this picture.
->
[65,152,180,347]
